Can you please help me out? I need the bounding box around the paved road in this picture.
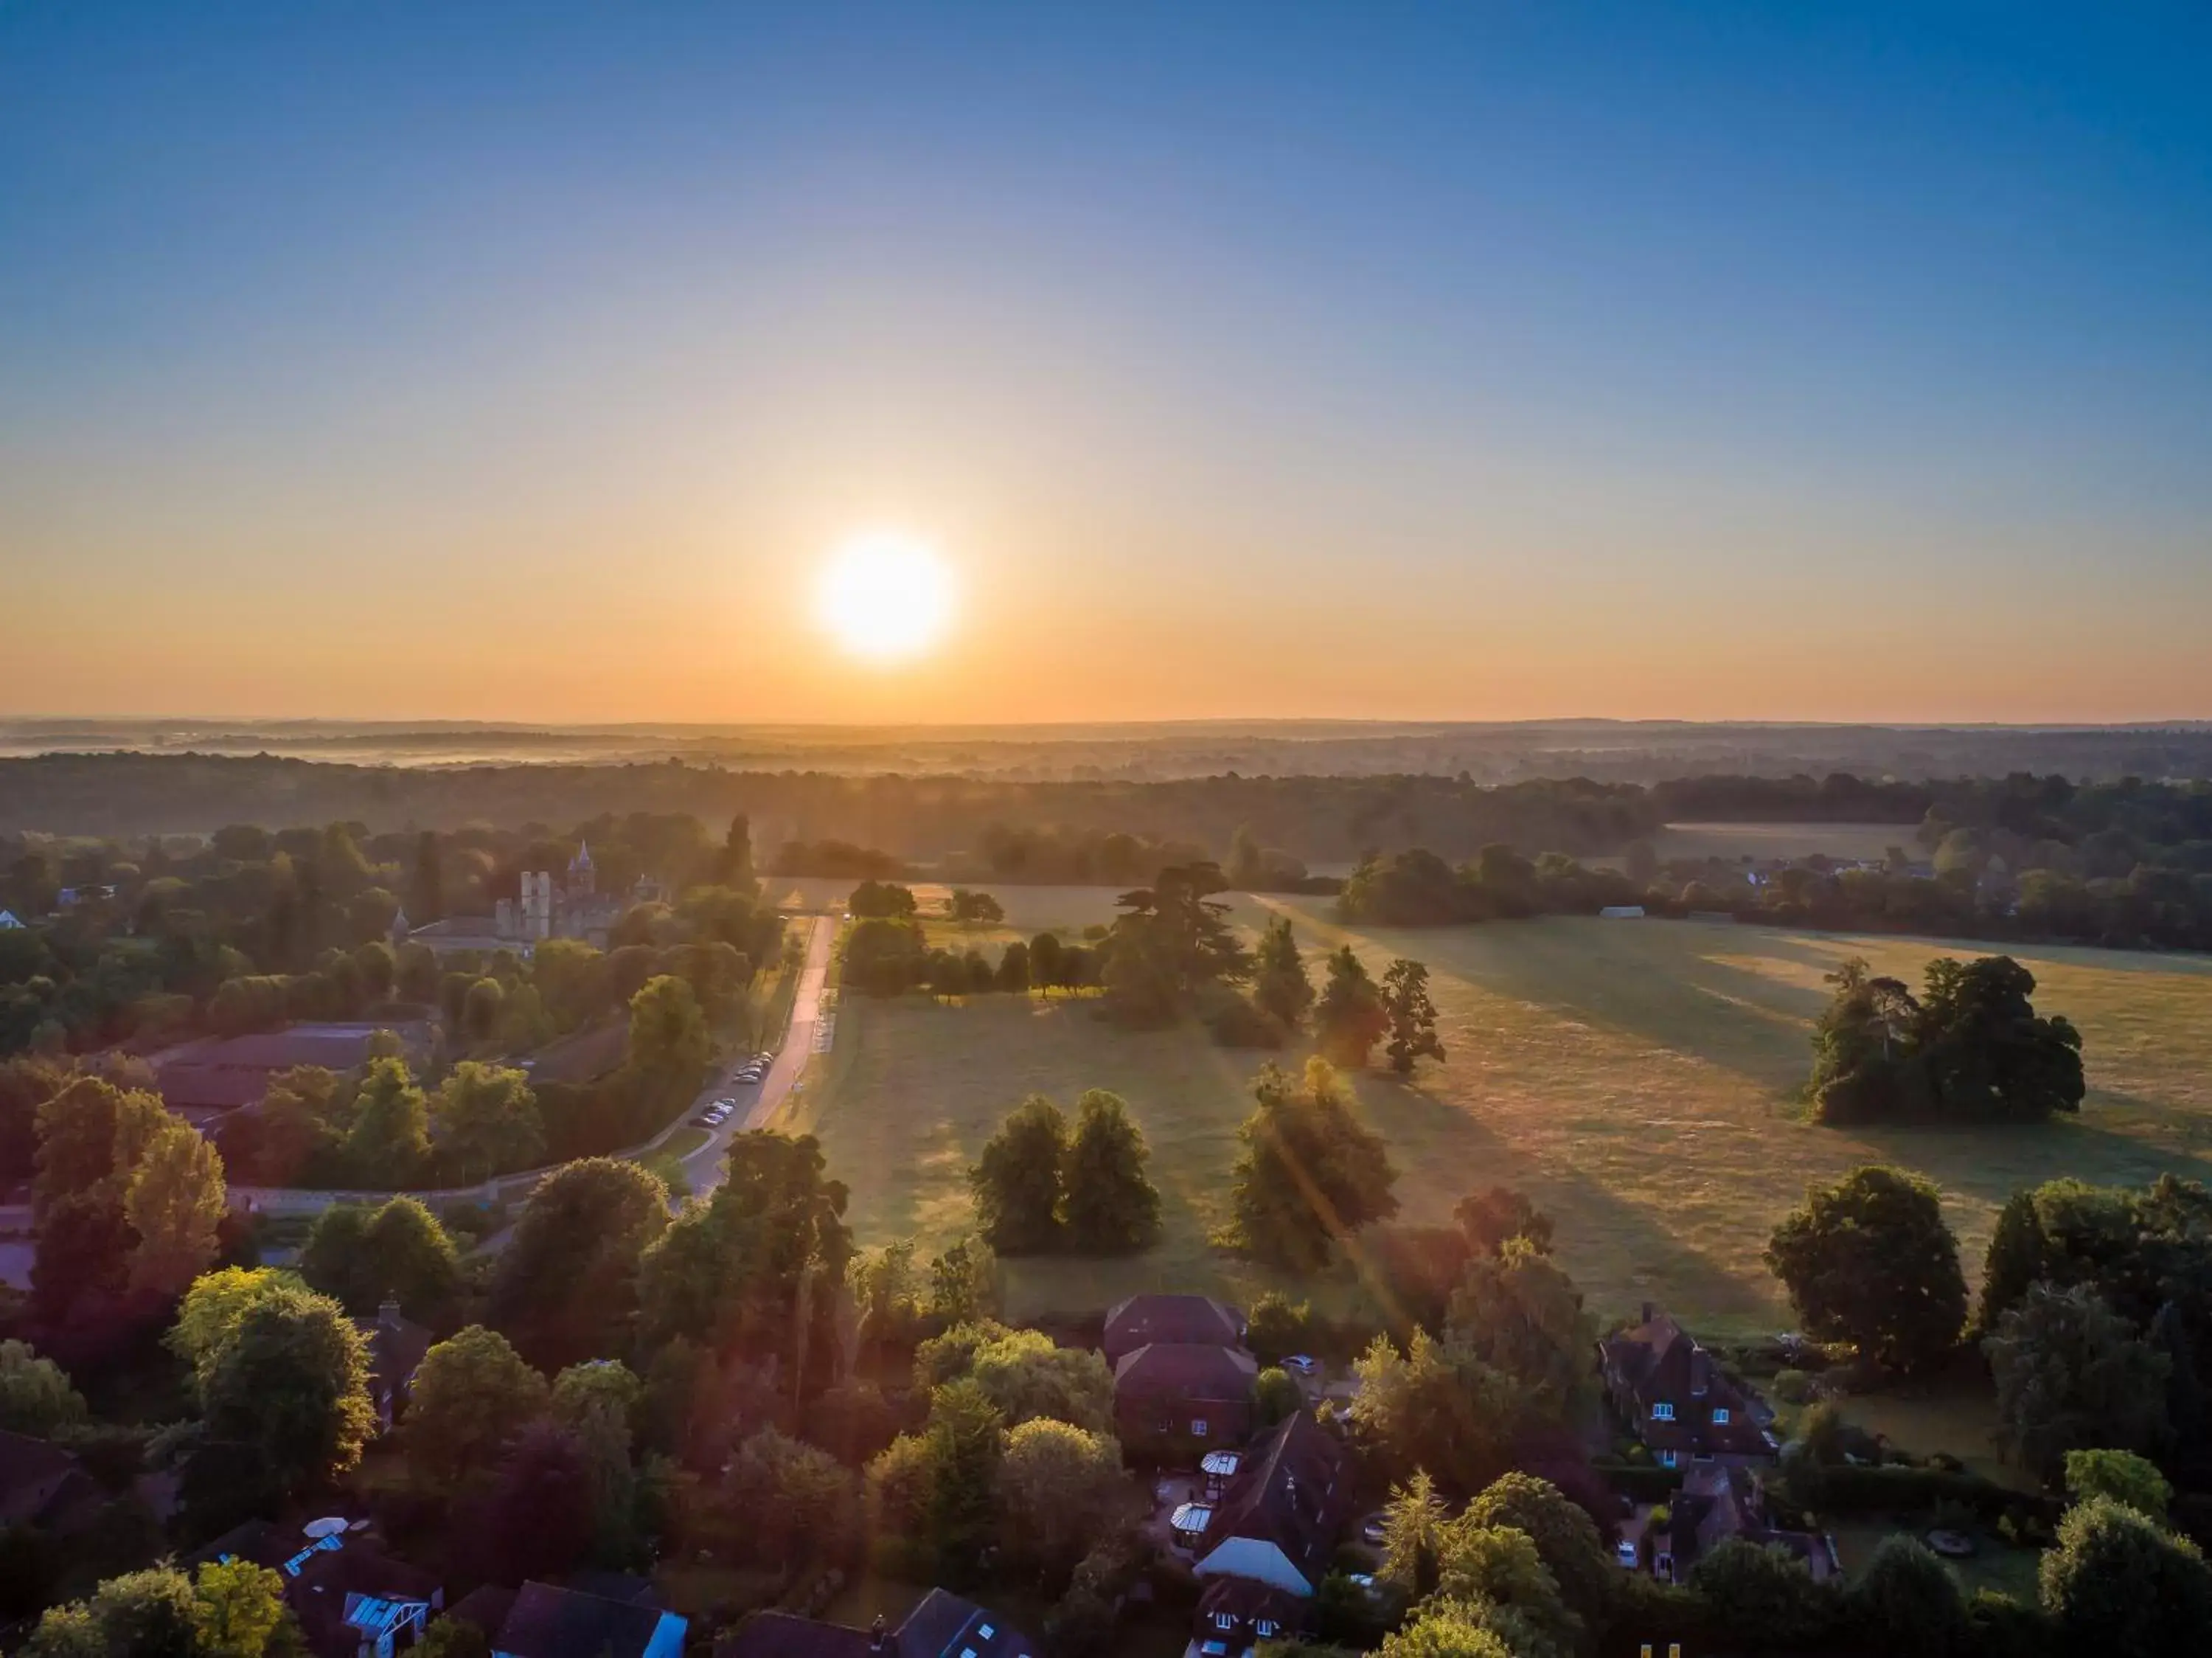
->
[675,911,835,1192]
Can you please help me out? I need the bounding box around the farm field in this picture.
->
[1649,820,1919,863]
[779,893,2212,1332]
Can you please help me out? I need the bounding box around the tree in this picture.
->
[1455,1187,1555,1256]
[189,1559,293,1658]
[2040,1497,2212,1658]
[868,1380,1008,1585]
[970,1095,1068,1255]
[995,940,1031,994]
[123,1119,227,1296]
[1099,864,1251,1025]
[34,1075,169,1210]
[1380,1469,1448,1598]
[1687,1539,1842,1653]
[198,1281,376,1495]
[995,1418,1127,1587]
[1251,916,1315,1031]
[344,1056,431,1182]
[406,1325,551,1486]
[636,1131,853,1386]
[299,1196,459,1317]
[0,1340,88,1435]
[171,1267,300,1388]
[1314,946,1390,1067]
[1351,1330,1520,1493]
[1979,1188,2055,1333]
[1254,1367,1303,1427]
[626,974,709,1092]
[1986,1284,2169,1482]
[1462,1471,1616,1627]
[719,814,757,892]
[2065,1448,2171,1520]
[1246,1291,1312,1365]
[431,1062,543,1182]
[726,1426,861,1570]
[1060,1089,1161,1254]
[1847,1535,1964,1658]
[1225,1059,1398,1272]
[1373,1603,1514,1658]
[1764,1165,1967,1373]
[25,1567,198,1658]
[928,1234,998,1325]
[483,1422,596,1583]
[1381,958,1446,1075]
[1430,1519,1582,1658]
[1917,954,2085,1120]
[488,1158,669,1370]
[413,1622,490,1658]
[1444,1241,1595,1426]
[919,1322,1116,1434]
[948,889,1006,928]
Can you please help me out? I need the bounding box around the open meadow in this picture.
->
[776,891,2212,1334]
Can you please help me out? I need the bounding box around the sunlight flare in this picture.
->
[815,530,957,663]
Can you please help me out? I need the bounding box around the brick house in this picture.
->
[1102,1294,1245,1364]
[1191,1413,1351,1598]
[1114,1342,1259,1454]
[1597,1305,1778,1468]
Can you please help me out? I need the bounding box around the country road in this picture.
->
[675,910,835,1193]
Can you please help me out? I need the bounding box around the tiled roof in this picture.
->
[0,1430,101,1530]
[1113,1342,1259,1401]
[1197,1412,1350,1589]
[1102,1294,1245,1362]
[495,1581,681,1658]
[721,1590,1033,1658]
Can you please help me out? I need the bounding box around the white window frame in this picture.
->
[1192,1418,1208,1437]
[1256,1620,1278,1638]
[1651,1401,1675,1421]
[1659,1449,1678,1468]
[1214,1612,1236,1631]
[1711,1407,1731,1425]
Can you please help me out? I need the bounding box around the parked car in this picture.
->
[692,1111,717,1127]
[1283,1354,1318,1375]
[1360,1516,1388,1546]
[1615,1539,1639,1568]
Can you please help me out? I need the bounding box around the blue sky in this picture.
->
[3,3,2208,721]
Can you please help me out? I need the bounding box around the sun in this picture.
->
[815,530,958,663]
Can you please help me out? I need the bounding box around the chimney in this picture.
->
[378,1296,402,1333]
[1689,1348,1710,1398]
[869,1615,889,1653]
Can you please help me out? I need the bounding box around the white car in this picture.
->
[1283,1354,1318,1375]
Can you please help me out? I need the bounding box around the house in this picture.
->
[354,1297,435,1432]
[1102,1294,1245,1365]
[1598,1305,1777,1468]
[1189,1577,1304,1658]
[481,1579,686,1658]
[1114,1342,1258,1451]
[0,909,23,929]
[0,1430,104,1534]
[1645,1462,1837,1584]
[1192,1412,1351,1598]
[722,1587,1033,1658]
[193,1520,443,1658]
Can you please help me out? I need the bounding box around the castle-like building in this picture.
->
[400,842,673,960]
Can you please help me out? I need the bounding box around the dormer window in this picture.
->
[1651,1402,1675,1421]
[1214,1613,1236,1631]
[1256,1621,1278,1638]
[1712,1407,1731,1425]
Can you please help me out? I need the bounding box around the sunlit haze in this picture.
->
[2,5,2209,723]
[816,533,959,665]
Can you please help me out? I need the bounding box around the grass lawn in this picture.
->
[655,1125,712,1160]
[1829,1520,2042,1600]
[787,892,2212,1333]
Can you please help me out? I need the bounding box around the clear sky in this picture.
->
[4,3,2209,724]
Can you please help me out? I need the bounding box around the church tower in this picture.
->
[568,839,595,898]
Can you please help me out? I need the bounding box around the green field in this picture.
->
[779,893,2212,1331]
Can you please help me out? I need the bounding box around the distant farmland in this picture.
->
[779,899,2212,1332]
